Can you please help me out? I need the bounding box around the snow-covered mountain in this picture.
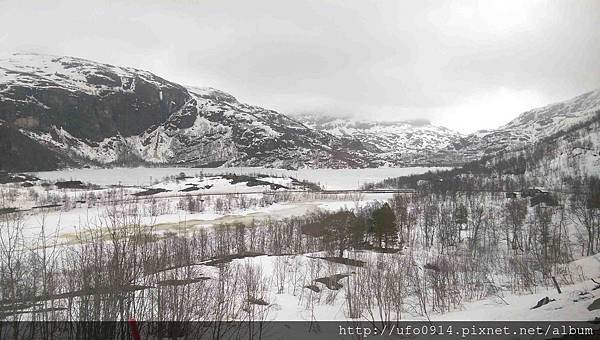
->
[1,53,599,172]
[295,114,466,165]
[451,89,600,161]
[299,90,600,165]
[0,53,372,171]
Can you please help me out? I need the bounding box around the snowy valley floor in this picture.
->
[0,167,599,325]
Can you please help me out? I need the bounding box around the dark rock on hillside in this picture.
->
[2,53,599,172]
[0,54,371,171]
[0,56,189,142]
[0,122,72,171]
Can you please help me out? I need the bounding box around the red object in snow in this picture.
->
[128,318,141,340]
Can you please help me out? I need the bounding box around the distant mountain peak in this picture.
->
[1,53,599,171]
[294,112,433,127]
[295,113,464,165]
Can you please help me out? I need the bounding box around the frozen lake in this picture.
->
[29,166,449,190]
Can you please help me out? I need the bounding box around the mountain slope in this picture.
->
[450,89,600,161]
[295,114,466,165]
[370,110,600,191]
[0,53,371,170]
[296,89,600,166]
[2,53,599,172]
[0,121,73,171]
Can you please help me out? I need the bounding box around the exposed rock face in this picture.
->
[297,89,600,166]
[0,122,69,171]
[0,54,372,170]
[0,54,190,141]
[1,53,599,171]
[295,114,466,166]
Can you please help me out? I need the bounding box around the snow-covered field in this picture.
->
[18,194,393,242]
[212,252,600,322]
[29,166,449,189]
[4,169,395,242]
[2,167,599,327]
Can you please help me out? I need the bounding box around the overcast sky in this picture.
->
[1,0,599,132]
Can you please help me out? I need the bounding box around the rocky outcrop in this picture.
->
[0,54,372,170]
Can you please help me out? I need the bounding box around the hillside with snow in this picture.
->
[2,53,600,172]
[448,89,600,162]
[299,90,600,167]
[2,54,600,331]
[370,110,600,194]
[295,114,466,166]
[0,53,372,171]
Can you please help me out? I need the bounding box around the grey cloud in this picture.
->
[1,0,599,132]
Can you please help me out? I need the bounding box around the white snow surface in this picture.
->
[198,252,600,321]
[0,53,169,95]
[29,166,448,189]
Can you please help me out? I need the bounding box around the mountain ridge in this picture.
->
[294,113,466,166]
[1,53,599,171]
[0,53,374,170]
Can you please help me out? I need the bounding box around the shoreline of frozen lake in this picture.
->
[29,166,450,190]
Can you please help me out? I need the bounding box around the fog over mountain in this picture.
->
[1,0,599,133]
